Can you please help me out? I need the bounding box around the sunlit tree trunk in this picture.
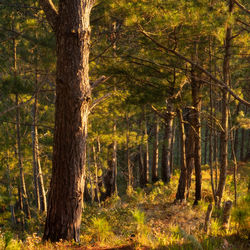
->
[41,0,94,242]
[216,0,233,207]
[13,35,31,220]
[32,60,47,213]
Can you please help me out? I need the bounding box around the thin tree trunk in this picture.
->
[185,123,195,200]
[113,123,118,195]
[191,67,202,205]
[126,114,133,189]
[42,0,94,242]
[152,114,159,183]
[16,94,31,219]
[13,35,31,220]
[143,108,150,184]
[175,109,187,202]
[204,203,213,233]
[6,151,16,224]
[209,67,216,201]
[204,124,208,165]
[139,144,145,187]
[161,104,174,183]
[170,119,175,175]
[32,59,47,213]
[240,128,245,161]
[216,0,233,207]
[93,144,100,206]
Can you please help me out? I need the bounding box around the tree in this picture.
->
[39,0,95,242]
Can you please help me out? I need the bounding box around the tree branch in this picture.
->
[90,93,112,112]
[91,76,111,89]
[140,28,250,107]
[0,82,47,118]
[39,0,59,32]
[233,0,250,15]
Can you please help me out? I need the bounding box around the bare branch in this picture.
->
[0,82,47,118]
[90,93,112,112]
[140,27,250,107]
[233,0,250,15]
[39,0,58,32]
[91,76,111,89]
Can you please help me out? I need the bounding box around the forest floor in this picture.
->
[0,163,249,249]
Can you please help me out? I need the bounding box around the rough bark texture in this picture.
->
[175,109,187,202]
[216,0,233,207]
[42,0,94,242]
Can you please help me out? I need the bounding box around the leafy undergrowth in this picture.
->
[0,164,249,250]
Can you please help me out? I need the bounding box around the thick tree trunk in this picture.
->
[175,109,187,202]
[42,0,94,242]
[216,0,233,206]
[161,104,174,183]
[152,114,159,183]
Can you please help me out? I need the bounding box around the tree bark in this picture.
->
[204,124,208,165]
[185,121,195,200]
[191,67,202,206]
[143,109,150,184]
[16,94,31,220]
[32,59,47,213]
[6,151,16,225]
[240,128,245,161]
[42,0,94,242]
[204,203,213,233]
[126,114,133,189]
[13,35,31,220]
[161,104,174,183]
[216,0,233,207]
[175,109,187,202]
[152,114,159,183]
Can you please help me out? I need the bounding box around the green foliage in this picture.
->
[232,194,250,235]
[90,217,113,243]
